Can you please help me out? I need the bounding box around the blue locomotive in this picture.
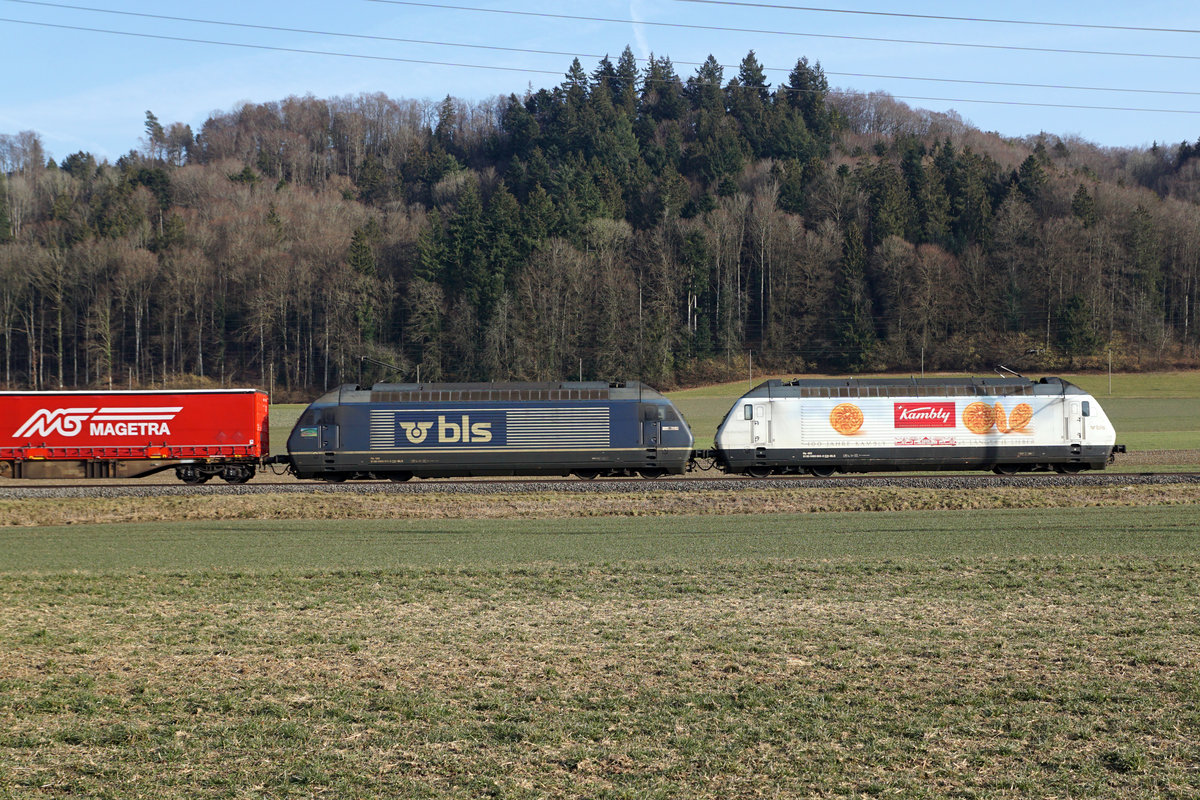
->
[287,381,694,481]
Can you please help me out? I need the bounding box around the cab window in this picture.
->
[743,404,753,420]
[641,404,667,421]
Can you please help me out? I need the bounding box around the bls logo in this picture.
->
[398,421,434,444]
[400,415,492,445]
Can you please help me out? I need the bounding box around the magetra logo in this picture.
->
[13,408,97,438]
[13,406,182,439]
[399,415,492,444]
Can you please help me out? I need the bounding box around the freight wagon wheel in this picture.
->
[638,468,666,479]
[808,466,835,478]
[992,464,1018,476]
[220,467,254,484]
[573,469,601,480]
[745,466,773,479]
[176,467,212,485]
[388,472,413,482]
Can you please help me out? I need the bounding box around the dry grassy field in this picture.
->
[3,482,1200,527]
[3,508,1200,798]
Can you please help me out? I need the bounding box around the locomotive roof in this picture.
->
[330,381,668,404]
[742,376,1087,399]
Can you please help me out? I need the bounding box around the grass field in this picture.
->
[5,483,1200,528]
[3,507,1199,798]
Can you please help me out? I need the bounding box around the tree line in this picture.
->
[1,48,1198,396]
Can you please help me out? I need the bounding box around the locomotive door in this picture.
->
[749,402,770,444]
[641,405,663,447]
[320,424,340,450]
[1067,401,1084,443]
[643,419,660,447]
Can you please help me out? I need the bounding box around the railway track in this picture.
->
[3,471,1198,499]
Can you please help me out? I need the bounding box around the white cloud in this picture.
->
[630,0,651,60]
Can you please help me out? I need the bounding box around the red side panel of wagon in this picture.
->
[0,389,269,481]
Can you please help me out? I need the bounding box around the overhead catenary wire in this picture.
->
[3,10,1199,116]
[0,17,568,76]
[364,0,1200,62]
[669,0,1200,35]
[3,16,1197,117]
[4,0,1200,99]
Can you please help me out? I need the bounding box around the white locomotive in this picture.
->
[713,377,1122,477]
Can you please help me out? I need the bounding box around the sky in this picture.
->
[2,0,1199,163]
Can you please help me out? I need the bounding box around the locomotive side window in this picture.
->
[744,404,753,420]
[1082,401,1091,417]
[641,405,667,421]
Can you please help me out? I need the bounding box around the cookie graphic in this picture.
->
[962,401,995,434]
[993,402,1011,434]
[1008,403,1033,431]
[829,403,864,435]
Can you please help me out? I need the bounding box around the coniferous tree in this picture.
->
[1058,294,1102,361]
[443,180,486,303]
[832,222,876,371]
[1071,184,1098,228]
[782,57,834,153]
[613,46,641,116]
[0,177,12,244]
[727,51,772,158]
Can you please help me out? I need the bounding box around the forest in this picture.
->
[1,48,1198,397]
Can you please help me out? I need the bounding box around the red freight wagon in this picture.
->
[0,389,269,482]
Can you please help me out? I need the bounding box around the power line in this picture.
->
[1,0,591,60]
[669,0,1200,35]
[365,0,1200,62]
[0,17,567,75]
[824,72,1200,99]
[7,0,1198,98]
[1,16,1197,115]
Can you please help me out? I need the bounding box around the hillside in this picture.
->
[1,48,1198,393]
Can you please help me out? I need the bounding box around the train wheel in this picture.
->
[320,474,348,483]
[745,466,773,479]
[992,464,1018,476]
[574,469,601,480]
[808,466,835,478]
[176,467,212,484]
[1054,463,1084,475]
[638,468,665,479]
[388,472,413,482]
[221,466,254,484]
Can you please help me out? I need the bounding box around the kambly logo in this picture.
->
[894,402,955,429]
[13,406,183,439]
